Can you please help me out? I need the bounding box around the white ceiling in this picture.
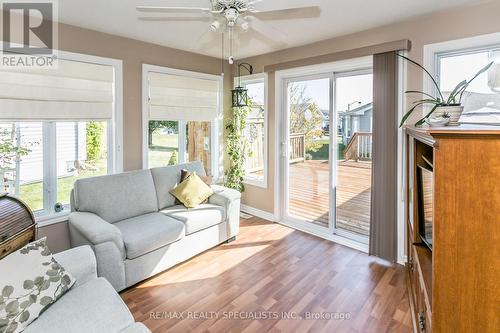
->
[58,0,485,59]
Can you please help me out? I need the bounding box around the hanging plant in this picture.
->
[225,101,252,192]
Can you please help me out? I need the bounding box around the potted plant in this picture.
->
[399,55,493,127]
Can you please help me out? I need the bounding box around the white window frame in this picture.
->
[234,73,268,188]
[2,50,124,226]
[423,32,500,106]
[142,64,223,180]
[274,56,374,253]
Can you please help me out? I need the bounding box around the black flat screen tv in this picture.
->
[417,165,433,250]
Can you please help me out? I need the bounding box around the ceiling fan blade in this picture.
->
[247,16,288,40]
[239,29,286,49]
[242,20,287,49]
[138,16,212,22]
[197,30,223,52]
[246,0,264,6]
[136,6,211,14]
[247,6,321,20]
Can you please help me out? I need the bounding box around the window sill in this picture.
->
[243,177,267,189]
[36,210,70,227]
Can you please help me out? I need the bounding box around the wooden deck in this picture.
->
[289,160,371,236]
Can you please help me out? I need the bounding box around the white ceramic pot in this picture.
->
[432,105,464,126]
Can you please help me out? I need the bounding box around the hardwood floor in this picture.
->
[122,217,412,333]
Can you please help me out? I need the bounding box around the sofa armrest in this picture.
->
[53,245,97,287]
[209,185,241,206]
[68,212,125,259]
[209,185,241,238]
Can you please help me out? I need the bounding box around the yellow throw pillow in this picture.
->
[169,172,214,208]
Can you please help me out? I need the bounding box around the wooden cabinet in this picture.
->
[405,125,500,333]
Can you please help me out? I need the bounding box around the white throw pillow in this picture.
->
[0,238,75,333]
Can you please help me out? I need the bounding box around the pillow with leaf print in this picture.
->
[0,237,75,333]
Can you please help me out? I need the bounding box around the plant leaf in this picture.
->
[412,98,441,105]
[399,101,437,127]
[405,90,437,99]
[19,310,30,323]
[23,280,34,290]
[415,104,440,126]
[446,80,467,104]
[5,322,18,333]
[458,61,494,103]
[5,300,19,314]
[2,286,13,297]
[39,296,52,306]
[398,54,445,101]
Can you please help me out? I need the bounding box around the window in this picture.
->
[0,53,122,220]
[235,74,267,187]
[427,35,500,121]
[143,65,222,178]
[56,121,109,205]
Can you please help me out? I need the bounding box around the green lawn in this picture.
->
[19,159,107,211]
[148,133,179,168]
[308,136,346,161]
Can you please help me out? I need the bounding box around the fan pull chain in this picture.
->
[221,31,225,76]
[229,27,234,64]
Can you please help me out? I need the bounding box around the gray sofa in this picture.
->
[25,246,150,333]
[68,162,241,291]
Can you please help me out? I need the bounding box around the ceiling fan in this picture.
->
[136,0,321,64]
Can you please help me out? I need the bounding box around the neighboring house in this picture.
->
[338,102,373,145]
[0,123,87,186]
[320,108,329,133]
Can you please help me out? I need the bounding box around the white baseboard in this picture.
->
[240,204,275,222]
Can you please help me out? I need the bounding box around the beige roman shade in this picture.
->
[148,71,219,121]
[0,59,114,120]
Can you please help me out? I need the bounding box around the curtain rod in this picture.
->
[264,39,411,73]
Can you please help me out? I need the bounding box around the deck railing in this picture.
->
[344,132,372,161]
[290,133,306,163]
[245,118,265,173]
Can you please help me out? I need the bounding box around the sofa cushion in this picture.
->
[169,172,214,208]
[175,169,212,205]
[114,213,185,259]
[73,169,158,223]
[23,278,134,333]
[150,161,207,210]
[161,204,225,235]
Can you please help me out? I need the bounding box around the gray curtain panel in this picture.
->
[369,51,399,262]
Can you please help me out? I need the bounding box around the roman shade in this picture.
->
[148,71,219,121]
[0,59,114,120]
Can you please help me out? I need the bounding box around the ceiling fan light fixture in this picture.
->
[240,19,249,31]
[210,20,222,31]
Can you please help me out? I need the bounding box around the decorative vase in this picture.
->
[432,105,464,126]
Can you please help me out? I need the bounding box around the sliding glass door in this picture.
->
[280,68,373,244]
[333,71,373,242]
[283,74,333,233]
